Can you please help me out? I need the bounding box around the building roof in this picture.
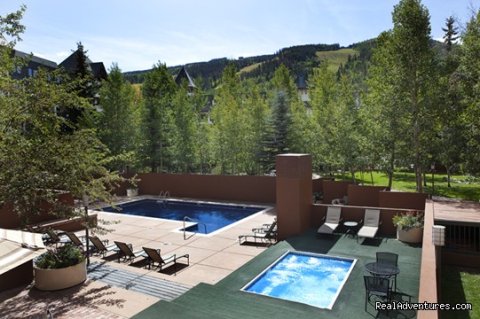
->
[59,49,93,71]
[13,49,58,69]
[175,66,196,88]
[90,62,108,79]
[59,49,107,80]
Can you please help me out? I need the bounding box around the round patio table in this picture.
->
[343,221,358,238]
[365,262,400,291]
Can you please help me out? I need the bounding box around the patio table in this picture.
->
[343,221,358,238]
[365,262,400,291]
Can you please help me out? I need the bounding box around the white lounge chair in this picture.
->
[317,206,342,235]
[357,209,381,241]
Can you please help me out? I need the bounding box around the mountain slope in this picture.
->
[122,43,363,87]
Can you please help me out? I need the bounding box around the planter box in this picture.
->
[396,227,423,244]
[34,259,87,291]
[126,188,138,197]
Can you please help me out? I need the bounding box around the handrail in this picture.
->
[183,216,207,239]
[159,190,170,199]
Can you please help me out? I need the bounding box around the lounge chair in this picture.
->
[65,232,86,248]
[239,222,277,245]
[90,236,117,257]
[252,219,277,233]
[317,206,342,235]
[142,247,189,272]
[40,228,68,246]
[114,241,147,262]
[357,209,381,241]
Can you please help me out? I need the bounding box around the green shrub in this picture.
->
[392,211,424,231]
[35,244,85,269]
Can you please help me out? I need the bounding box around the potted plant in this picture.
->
[34,244,87,291]
[392,211,424,243]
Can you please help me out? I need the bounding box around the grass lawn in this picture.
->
[441,266,480,319]
[333,171,480,201]
[315,48,357,73]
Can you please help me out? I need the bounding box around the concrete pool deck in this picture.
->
[0,200,276,318]
[0,199,421,318]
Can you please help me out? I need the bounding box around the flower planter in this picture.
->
[34,259,87,291]
[126,188,138,197]
[396,227,423,244]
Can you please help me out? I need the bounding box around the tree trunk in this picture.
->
[412,81,423,193]
[447,167,451,187]
[387,144,395,189]
[423,172,427,187]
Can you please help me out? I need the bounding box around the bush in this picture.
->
[35,244,85,269]
[392,211,424,231]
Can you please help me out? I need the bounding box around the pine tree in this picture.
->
[270,91,291,155]
[442,16,459,52]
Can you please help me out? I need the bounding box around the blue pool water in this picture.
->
[103,199,263,234]
[243,251,356,309]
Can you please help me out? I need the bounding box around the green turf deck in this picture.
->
[133,228,421,319]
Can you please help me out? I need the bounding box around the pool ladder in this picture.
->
[183,216,207,240]
[159,190,170,198]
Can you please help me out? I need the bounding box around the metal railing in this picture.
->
[444,223,480,254]
[183,216,207,240]
[159,190,170,198]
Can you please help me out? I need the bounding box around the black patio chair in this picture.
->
[90,236,117,257]
[252,219,277,234]
[114,241,146,263]
[364,275,392,312]
[239,221,277,245]
[142,247,189,272]
[65,232,86,249]
[376,252,399,290]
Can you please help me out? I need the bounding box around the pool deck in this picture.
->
[134,229,421,319]
[0,200,421,318]
[0,199,276,318]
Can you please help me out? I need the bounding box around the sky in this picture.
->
[1,0,478,72]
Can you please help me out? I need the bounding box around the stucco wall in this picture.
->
[135,173,276,203]
[347,184,390,207]
[0,193,74,229]
[322,180,355,204]
[379,191,428,211]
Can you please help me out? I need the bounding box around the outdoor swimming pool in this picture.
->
[242,251,356,309]
[102,199,265,235]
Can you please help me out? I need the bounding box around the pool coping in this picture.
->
[240,250,358,310]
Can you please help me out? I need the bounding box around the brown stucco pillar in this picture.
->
[276,154,312,240]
